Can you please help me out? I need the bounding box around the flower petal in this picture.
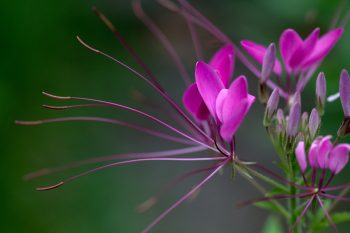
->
[279,29,303,73]
[329,144,350,174]
[215,88,228,123]
[209,44,235,87]
[308,138,321,168]
[195,61,224,118]
[183,83,210,120]
[317,136,333,169]
[302,28,343,67]
[295,141,307,172]
[240,40,282,75]
[289,28,319,69]
[219,76,255,141]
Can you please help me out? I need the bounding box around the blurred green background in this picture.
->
[2,0,350,232]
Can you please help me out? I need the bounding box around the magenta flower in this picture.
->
[241,28,343,75]
[18,12,255,232]
[183,44,234,120]
[183,44,255,142]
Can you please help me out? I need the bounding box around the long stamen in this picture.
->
[185,13,203,60]
[92,6,164,91]
[329,0,347,29]
[24,146,207,180]
[141,159,228,233]
[133,1,192,86]
[76,36,213,143]
[159,0,288,99]
[16,115,195,146]
[323,172,336,189]
[252,164,311,190]
[40,91,217,152]
[317,195,339,233]
[236,192,313,208]
[288,196,315,233]
[138,162,221,212]
[320,193,350,201]
[36,157,227,191]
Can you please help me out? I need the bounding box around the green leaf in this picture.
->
[314,211,350,231]
[261,215,284,233]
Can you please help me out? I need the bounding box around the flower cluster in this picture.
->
[18,1,350,233]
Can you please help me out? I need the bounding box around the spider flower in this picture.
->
[240,28,343,98]
[17,7,256,231]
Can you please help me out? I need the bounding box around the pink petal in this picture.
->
[195,61,224,118]
[308,138,321,168]
[215,89,228,123]
[289,28,319,69]
[182,83,210,120]
[329,144,350,174]
[219,76,255,141]
[302,28,344,68]
[209,44,235,87]
[240,40,282,75]
[317,136,333,169]
[279,29,303,73]
[295,141,307,172]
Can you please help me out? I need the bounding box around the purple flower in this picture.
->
[241,28,343,74]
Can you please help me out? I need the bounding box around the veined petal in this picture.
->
[317,136,333,169]
[195,61,224,118]
[240,40,282,75]
[209,44,235,87]
[279,29,303,73]
[215,89,228,123]
[302,28,343,68]
[295,141,307,172]
[289,28,319,69]
[219,76,255,141]
[183,83,210,120]
[329,144,350,174]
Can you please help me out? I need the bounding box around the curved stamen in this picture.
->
[133,1,192,86]
[16,115,195,146]
[236,192,313,208]
[317,195,339,233]
[138,162,221,212]
[35,157,227,191]
[92,6,164,91]
[76,36,213,143]
[288,196,315,233]
[251,163,311,191]
[41,92,217,152]
[24,146,207,180]
[141,159,229,233]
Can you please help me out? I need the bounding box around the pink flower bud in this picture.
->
[308,108,320,138]
[261,43,276,82]
[287,102,301,137]
[340,69,350,117]
[295,141,307,172]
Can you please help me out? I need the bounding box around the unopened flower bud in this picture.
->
[301,111,309,131]
[309,108,320,139]
[264,88,280,127]
[261,43,276,83]
[340,69,350,118]
[276,108,285,134]
[287,102,301,137]
[316,72,326,115]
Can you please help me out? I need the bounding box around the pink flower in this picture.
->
[241,27,343,74]
[183,44,235,120]
[183,45,255,142]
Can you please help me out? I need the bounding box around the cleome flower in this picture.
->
[239,136,350,233]
[241,27,343,98]
[17,5,256,232]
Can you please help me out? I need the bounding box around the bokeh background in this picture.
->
[2,0,350,232]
